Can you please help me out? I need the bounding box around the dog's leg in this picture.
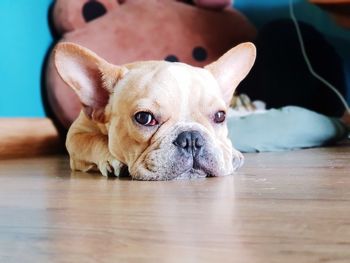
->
[67,131,123,177]
[70,159,96,172]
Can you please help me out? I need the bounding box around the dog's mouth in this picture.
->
[118,164,212,180]
[164,157,216,180]
[121,148,220,180]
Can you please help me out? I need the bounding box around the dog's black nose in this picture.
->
[173,131,204,155]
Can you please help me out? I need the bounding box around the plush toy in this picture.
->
[44,0,256,132]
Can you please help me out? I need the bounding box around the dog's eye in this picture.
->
[134,112,158,126]
[214,111,226,124]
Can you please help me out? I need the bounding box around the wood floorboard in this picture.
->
[0,146,349,262]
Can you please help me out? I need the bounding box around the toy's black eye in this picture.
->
[164,55,179,62]
[82,0,107,22]
[214,111,226,124]
[181,0,195,5]
[192,46,208,62]
[134,112,158,126]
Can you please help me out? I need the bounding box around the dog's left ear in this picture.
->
[54,42,127,123]
[205,42,256,105]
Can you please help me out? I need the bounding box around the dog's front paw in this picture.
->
[98,159,123,177]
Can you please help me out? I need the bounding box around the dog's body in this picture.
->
[54,42,256,180]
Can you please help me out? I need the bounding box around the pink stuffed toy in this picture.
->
[44,0,256,132]
[193,0,232,9]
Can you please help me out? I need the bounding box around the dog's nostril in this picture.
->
[174,132,190,149]
[178,138,189,149]
[194,137,204,148]
[174,131,204,154]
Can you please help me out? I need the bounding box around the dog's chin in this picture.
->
[129,166,212,181]
[173,168,209,180]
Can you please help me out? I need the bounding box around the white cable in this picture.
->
[289,0,350,114]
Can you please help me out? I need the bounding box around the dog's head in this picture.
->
[54,42,256,180]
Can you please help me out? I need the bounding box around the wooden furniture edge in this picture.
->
[0,118,64,159]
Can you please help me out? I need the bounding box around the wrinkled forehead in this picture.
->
[117,61,223,102]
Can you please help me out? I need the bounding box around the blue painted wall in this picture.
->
[0,0,52,117]
[0,0,349,116]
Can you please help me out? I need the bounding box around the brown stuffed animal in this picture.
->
[45,0,256,132]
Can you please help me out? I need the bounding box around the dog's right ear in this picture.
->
[54,42,127,123]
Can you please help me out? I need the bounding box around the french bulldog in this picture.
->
[54,42,256,180]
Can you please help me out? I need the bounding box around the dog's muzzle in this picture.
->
[173,130,204,162]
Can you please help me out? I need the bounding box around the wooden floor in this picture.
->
[0,146,349,263]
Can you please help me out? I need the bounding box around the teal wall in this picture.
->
[0,0,52,117]
[0,0,349,116]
